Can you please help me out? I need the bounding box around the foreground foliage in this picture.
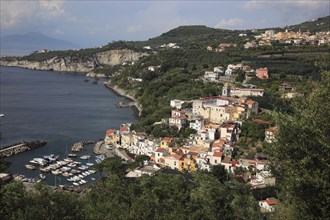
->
[265,71,330,219]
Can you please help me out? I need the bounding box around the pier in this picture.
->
[0,141,48,157]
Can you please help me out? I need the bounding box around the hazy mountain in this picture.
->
[0,32,80,56]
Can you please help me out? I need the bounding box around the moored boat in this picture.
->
[25,164,36,170]
[39,174,46,179]
[51,169,61,175]
[80,155,91,160]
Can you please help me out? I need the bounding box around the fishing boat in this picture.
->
[39,174,46,179]
[25,164,36,170]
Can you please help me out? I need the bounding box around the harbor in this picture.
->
[13,141,106,188]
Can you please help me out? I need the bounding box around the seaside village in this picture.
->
[102,60,279,211]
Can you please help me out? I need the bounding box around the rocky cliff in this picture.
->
[0,49,148,73]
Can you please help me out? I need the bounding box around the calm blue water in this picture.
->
[0,66,136,184]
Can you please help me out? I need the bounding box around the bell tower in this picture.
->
[222,83,231,96]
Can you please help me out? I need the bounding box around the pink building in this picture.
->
[256,68,269,80]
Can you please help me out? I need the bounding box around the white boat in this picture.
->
[62,172,70,177]
[39,174,46,179]
[80,155,91,160]
[86,162,94,166]
[44,154,59,161]
[51,169,61,175]
[0,113,4,117]
[64,158,73,163]
[91,177,96,181]
[31,158,47,166]
[73,182,79,186]
[80,179,87,184]
[25,164,36,170]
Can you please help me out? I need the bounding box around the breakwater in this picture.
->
[0,141,48,157]
[71,141,95,152]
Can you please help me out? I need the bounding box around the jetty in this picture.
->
[0,141,47,157]
[71,141,95,152]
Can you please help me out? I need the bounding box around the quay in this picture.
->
[0,141,47,157]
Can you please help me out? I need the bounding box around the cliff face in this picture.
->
[0,49,147,73]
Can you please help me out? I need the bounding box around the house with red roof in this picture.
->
[105,129,120,146]
[155,148,169,165]
[259,198,278,213]
[256,68,269,80]
[210,151,223,165]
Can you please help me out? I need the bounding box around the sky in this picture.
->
[1,0,329,48]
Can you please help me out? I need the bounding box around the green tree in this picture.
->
[266,71,330,219]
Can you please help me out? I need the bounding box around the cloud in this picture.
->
[214,18,244,29]
[1,0,65,31]
[124,2,201,36]
[243,0,330,20]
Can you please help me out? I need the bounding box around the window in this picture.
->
[174,162,176,166]
[158,153,160,156]
[215,160,217,164]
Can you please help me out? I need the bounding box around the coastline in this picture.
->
[104,82,142,117]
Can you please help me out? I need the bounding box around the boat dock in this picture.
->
[0,141,47,157]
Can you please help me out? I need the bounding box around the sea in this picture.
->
[0,66,136,185]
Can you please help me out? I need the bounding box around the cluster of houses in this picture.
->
[103,92,275,191]
[244,29,330,48]
[204,63,269,82]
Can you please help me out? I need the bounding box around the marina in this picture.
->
[19,151,101,187]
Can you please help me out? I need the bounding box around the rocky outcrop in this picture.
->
[0,49,148,73]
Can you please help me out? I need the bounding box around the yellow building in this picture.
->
[160,137,173,149]
[105,129,120,146]
[179,154,198,172]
